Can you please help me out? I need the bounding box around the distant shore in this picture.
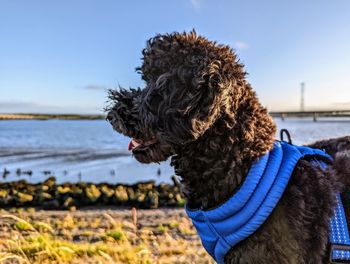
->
[0,113,105,120]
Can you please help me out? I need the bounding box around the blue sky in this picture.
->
[0,0,349,114]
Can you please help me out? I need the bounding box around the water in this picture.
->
[274,118,350,145]
[0,120,173,184]
[0,118,350,184]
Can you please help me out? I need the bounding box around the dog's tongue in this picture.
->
[128,141,134,151]
[128,139,140,151]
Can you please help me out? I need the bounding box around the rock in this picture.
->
[57,186,71,195]
[146,191,159,209]
[84,185,101,203]
[43,177,56,188]
[26,185,36,194]
[63,197,75,209]
[136,181,155,191]
[101,185,114,196]
[42,192,53,200]
[126,187,136,202]
[42,199,60,210]
[101,185,114,204]
[71,185,83,196]
[0,189,8,198]
[0,176,185,209]
[12,180,29,190]
[176,194,185,207]
[0,189,10,206]
[22,170,33,176]
[114,185,129,204]
[137,193,146,203]
[16,192,34,204]
[2,168,10,179]
[34,191,53,205]
[39,185,49,192]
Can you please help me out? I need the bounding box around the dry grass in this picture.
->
[0,208,213,264]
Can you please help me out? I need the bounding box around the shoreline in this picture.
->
[0,113,105,120]
[0,146,174,186]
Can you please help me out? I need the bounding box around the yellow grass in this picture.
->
[0,209,214,264]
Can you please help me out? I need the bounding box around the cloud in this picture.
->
[234,41,249,50]
[190,0,201,10]
[83,85,109,91]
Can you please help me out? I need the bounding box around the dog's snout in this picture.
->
[106,112,114,122]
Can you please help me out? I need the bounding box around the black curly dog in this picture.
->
[106,31,350,263]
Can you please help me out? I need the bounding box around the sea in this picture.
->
[0,118,350,184]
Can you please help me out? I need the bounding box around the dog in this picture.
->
[106,30,350,263]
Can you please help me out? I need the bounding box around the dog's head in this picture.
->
[106,31,247,164]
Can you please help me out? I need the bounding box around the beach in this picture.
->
[1,118,350,263]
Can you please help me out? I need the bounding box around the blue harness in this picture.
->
[186,141,350,264]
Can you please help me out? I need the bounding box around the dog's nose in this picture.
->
[106,112,114,122]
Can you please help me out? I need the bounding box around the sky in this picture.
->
[0,0,350,114]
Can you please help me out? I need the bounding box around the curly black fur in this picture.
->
[106,31,350,263]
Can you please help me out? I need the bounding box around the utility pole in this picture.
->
[300,82,305,112]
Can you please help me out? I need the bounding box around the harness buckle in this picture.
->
[329,243,350,263]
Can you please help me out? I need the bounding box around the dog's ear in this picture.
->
[179,60,226,141]
[141,59,229,145]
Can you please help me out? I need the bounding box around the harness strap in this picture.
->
[311,160,350,263]
[186,142,333,264]
[330,194,350,263]
[187,142,350,263]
